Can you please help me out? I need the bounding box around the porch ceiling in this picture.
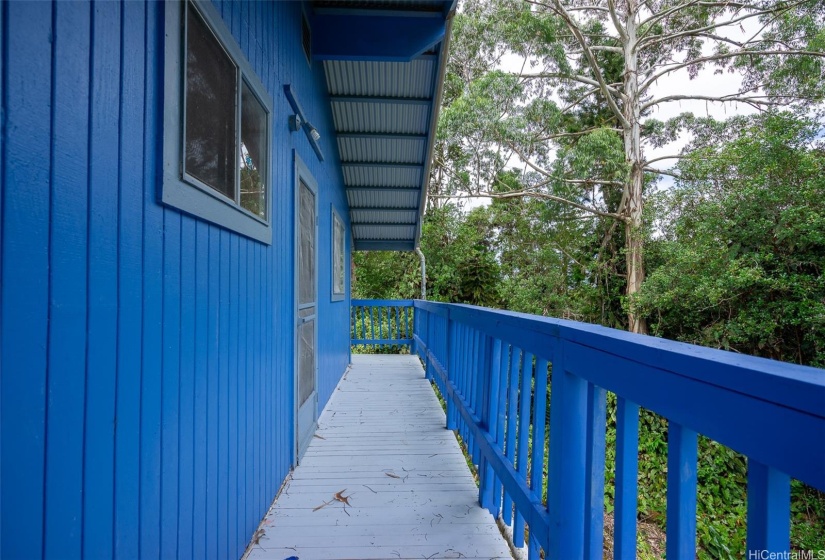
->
[310,0,456,251]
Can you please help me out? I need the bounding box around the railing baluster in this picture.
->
[493,343,509,521]
[469,330,481,466]
[528,357,548,560]
[666,422,698,560]
[584,383,607,560]
[746,461,790,554]
[502,347,521,527]
[614,397,639,560]
[480,337,501,514]
[514,351,534,548]
[397,306,401,345]
[446,316,457,430]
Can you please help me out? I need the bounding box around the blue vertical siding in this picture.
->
[0,1,352,559]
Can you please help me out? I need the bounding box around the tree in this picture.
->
[433,0,825,333]
[637,111,825,366]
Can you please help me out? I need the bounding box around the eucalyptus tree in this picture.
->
[434,0,824,333]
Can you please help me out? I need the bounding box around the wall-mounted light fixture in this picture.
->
[283,84,324,161]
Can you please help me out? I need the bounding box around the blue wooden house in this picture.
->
[1,1,454,558]
[2,1,823,559]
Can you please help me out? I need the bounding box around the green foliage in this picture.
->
[637,112,825,366]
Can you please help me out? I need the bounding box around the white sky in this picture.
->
[454,14,764,210]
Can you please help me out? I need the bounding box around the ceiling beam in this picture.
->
[329,95,432,106]
[342,162,423,169]
[336,132,428,140]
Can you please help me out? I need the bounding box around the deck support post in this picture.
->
[546,344,588,559]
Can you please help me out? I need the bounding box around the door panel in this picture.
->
[296,176,317,462]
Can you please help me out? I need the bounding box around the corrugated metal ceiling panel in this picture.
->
[342,166,422,187]
[330,101,430,134]
[337,137,426,164]
[346,189,420,209]
[316,3,455,250]
[350,209,418,224]
[324,60,435,98]
[353,224,417,241]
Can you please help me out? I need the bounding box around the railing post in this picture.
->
[445,310,457,431]
[666,422,698,560]
[547,342,587,559]
[584,383,606,560]
[746,461,790,554]
[424,310,433,381]
[614,397,640,560]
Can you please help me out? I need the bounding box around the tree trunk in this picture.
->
[622,1,648,335]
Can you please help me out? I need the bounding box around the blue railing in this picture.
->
[353,299,824,560]
[350,299,414,350]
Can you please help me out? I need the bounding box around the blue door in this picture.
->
[295,166,318,462]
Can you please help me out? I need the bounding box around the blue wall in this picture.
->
[0,1,351,559]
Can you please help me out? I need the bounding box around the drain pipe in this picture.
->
[415,247,427,300]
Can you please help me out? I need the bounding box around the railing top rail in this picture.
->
[415,300,825,418]
[352,298,415,306]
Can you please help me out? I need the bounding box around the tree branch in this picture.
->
[641,49,825,92]
[643,94,783,111]
[435,190,626,221]
[517,72,623,96]
[644,154,689,165]
[645,167,681,179]
[548,0,631,128]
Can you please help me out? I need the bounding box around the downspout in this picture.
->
[415,246,427,300]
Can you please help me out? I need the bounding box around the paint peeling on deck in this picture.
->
[244,354,513,560]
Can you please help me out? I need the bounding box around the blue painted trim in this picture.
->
[353,240,416,251]
[310,12,446,61]
[161,0,273,245]
[312,7,445,19]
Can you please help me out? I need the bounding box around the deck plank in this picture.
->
[244,355,512,560]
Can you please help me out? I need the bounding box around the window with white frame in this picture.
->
[332,209,345,301]
[162,0,272,244]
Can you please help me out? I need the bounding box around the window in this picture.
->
[162,1,272,244]
[332,208,345,301]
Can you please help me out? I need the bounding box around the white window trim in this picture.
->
[162,0,273,244]
[331,207,346,301]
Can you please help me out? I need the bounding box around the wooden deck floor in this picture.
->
[245,354,513,560]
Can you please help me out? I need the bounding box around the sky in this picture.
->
[454,11,764,209]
